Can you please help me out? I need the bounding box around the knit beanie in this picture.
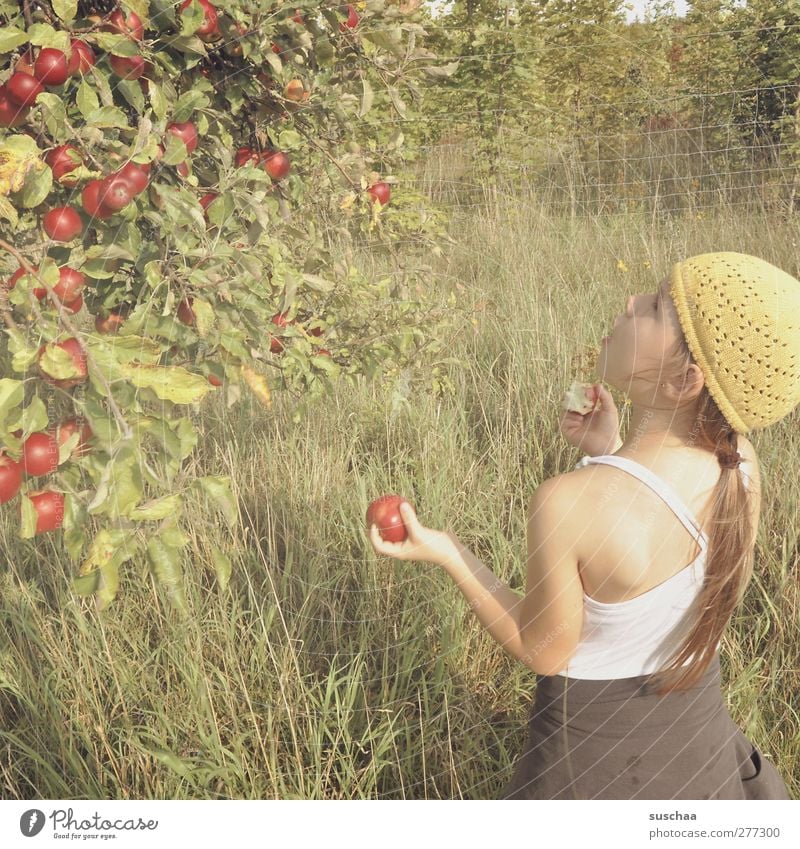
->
[668,252,800,434]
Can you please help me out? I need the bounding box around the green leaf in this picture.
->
[171,88,210,123]
[149,81,168,120]
[387,87,407,118]
[278,129,302,151]
[19,161,53,208]
[0,380,24,429]
[85,106,130,129]
[116,78,146,113]
[210,546,232,592]
[121,364,212,404]
[36,92,69,142]
[26,23,70,52]
[358,78,374,118]
[93,31,140,57]
[19,492,39,539]
[192,298,216,338]
[38,340,84,382]
[147,536,187,614]
[161,132,190,165]
[195,475,237,528]
[51,0,78,24]
[130,494,183,521]
[0,27,29,54]
[302,273,335,293]
[76,79,100,118]
[207,192,234,227]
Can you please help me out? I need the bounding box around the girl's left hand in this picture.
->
[368,501,456,566]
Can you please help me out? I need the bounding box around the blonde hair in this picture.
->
[623,331,757,694]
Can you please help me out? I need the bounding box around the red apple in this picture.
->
[97,175,133,211]
[0,84,30,127]
[68,39,96,76]
[177,297,195,326]
[82,180,115,220]
[109,53,147,80]
[53,267,86,302]
[366,495,413,543]
[367,181,391,206]
[262,150,290,181]
[114,161,150,194]
[50,417,93,458]
[62,294,83,314]
[43,207,83,242]
[45,144,83,185]
[34,48,70,86]
[26,490,65,533]
[6,72,45,108]
[95,309,126,334]
[37,337,88,389]
[166,121,198,155]
[6,264,38,293]
[340,4,359,31]
[21,431,60,477]
[179,0,221,42]
[208,374,222,386]
[103,8,145,41]
[235,146,259,167]
[14,48,35,76]
[176,161,189,178]
[0,453,22,504]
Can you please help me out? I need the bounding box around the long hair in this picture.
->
[638,332,758,696]
[586,323,758,696]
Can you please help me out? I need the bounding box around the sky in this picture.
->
[625,1,689,22]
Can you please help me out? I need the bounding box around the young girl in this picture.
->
[368,251,797,799]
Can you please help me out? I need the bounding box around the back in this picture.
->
[560,439,759,679]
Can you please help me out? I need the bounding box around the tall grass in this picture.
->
[1,145,798,799]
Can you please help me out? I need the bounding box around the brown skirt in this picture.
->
[498,652,791,800]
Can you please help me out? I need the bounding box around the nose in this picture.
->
[626,294,635,317]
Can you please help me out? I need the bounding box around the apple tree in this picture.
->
[0,0,458,611]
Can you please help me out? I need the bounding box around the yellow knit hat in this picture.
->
[669,252,800,434]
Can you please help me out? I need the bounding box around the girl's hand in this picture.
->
[368,501,456,566]
[558,382,621,456]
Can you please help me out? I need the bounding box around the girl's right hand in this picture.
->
[559,382,621,457]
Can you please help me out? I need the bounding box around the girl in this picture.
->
[368,251,797,799]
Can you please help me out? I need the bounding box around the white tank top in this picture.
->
[557,454,751,680]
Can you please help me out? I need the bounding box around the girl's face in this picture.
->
[599,275,682,392]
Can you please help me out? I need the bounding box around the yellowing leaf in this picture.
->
[0,137,42,196]
[121,364,211,404]
[79,528,117,576]
[241,364,272,408]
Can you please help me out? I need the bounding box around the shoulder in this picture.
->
[529,470,593,517]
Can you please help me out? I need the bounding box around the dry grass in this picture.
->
[1,146,797,799]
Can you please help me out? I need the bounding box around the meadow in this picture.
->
[1,141,798,799]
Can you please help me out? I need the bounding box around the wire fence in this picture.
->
[404,82,800,218]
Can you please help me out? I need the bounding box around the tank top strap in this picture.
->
[577,454,709,552]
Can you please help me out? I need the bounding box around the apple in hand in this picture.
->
[366,495,413,543]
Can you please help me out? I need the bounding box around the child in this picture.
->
[368,252,797,799]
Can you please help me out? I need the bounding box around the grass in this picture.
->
[1,151,798,799]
